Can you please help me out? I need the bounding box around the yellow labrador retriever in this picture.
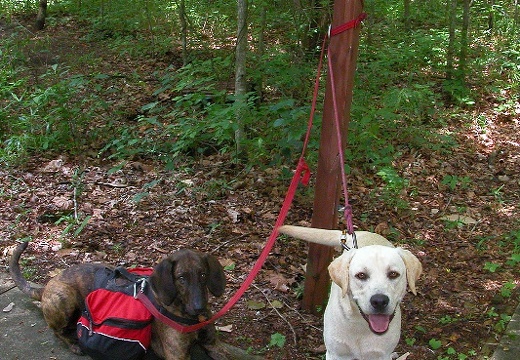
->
[279,225,422,360]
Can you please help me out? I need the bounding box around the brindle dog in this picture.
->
[9,242,226,360]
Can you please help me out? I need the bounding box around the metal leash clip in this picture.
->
[340,230,351,251]
[340,230,358,251]
[134,278,147,299]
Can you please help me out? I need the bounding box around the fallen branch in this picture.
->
[95,181,130,188]
[204,340,264,360]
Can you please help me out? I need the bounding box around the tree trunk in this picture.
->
[302,0,364,313]
[515,0,519,28]
[254,5,267,104]
[179,0,188,66]
[292,0,330,56]
[258,6,266,57]
[292,0,305,56]
[305,0,323,54]
[403,0,411,31]
[35,0,47,30]
[446,0,457,81]
[488,0,495,30]
[234,0,248,155]
[459,0,470,82]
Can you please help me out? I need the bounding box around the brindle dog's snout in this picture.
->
[370,294,390,312]
[190,303,207,316]
[186,285,208,316]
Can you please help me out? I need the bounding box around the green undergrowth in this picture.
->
[1,0,519,183]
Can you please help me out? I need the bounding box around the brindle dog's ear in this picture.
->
[151,256,177,305]
[204,254,226,297]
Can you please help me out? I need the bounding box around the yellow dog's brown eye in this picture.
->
[355,272,367,280]
[388,271,400,279]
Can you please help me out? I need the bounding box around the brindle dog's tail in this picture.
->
[9,242,44,300]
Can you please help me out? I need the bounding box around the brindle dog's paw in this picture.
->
[198,325,217,345]
[70,344,85,355]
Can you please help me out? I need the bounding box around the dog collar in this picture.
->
[141,282,201,326]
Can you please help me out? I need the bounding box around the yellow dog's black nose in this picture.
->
[370,294,390,312]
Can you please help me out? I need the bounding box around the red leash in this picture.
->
[327,11,366,235]
[138,12,366,333]
[302,11,366,236]
[138,158,311,333]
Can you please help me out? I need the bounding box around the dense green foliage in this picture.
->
[1,0,519,169]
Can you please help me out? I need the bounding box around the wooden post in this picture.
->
[301,0,364,313]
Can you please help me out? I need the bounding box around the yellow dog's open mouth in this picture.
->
[367,314,393,334]
[356,302,396,335]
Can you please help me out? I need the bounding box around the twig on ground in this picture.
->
[250,282,298,346]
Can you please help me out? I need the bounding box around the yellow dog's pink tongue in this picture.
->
[368,314,391,333]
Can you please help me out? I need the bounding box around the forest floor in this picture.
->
[1,15,520,360]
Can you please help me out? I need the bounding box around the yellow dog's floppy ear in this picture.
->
[328,251,356,298]
[397,249,422,295]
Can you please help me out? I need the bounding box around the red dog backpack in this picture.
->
[77,267,154,360]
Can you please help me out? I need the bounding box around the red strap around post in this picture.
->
[329,12,367,37]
